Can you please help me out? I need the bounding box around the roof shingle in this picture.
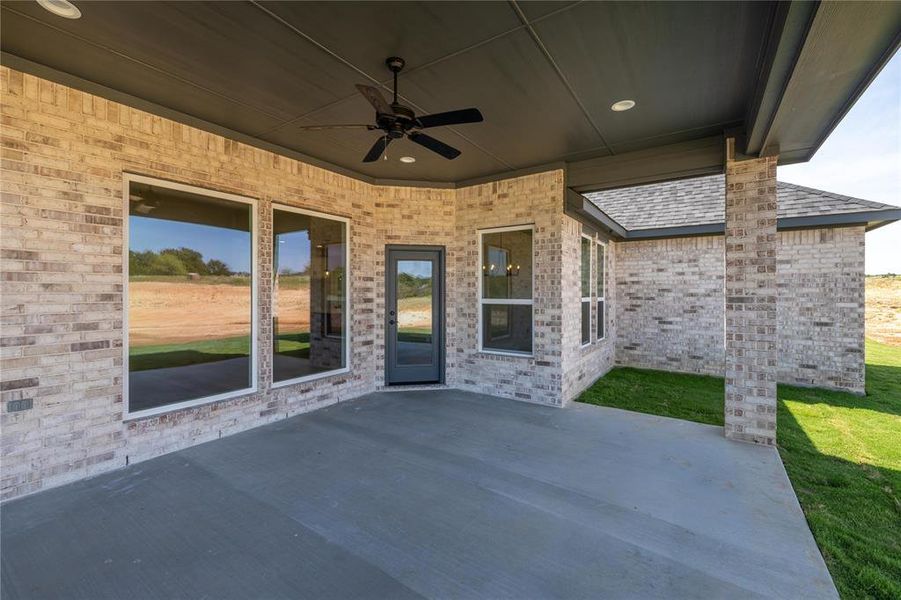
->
[585,175,899,231]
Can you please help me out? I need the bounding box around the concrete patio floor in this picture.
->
[1,389,836,599]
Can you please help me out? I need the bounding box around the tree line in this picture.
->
[129,247,234,276]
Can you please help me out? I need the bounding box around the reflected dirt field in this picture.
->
[129,280,307,346]
[130,280,433,347]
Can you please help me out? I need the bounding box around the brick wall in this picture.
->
[452,173,567,405]
[0,68,575,500]
[0,67,392,499]
[561,216,617,403]
[372,185,457,389]
[613,229,865,396]
[614,236,724,376]
[0,67,868,499]
[778,226,865,393]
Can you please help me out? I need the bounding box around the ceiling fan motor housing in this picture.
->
[385,56,406,73]
[377,103,417,138]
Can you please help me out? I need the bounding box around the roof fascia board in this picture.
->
[759,2,901,163]
[564,189,627,239]
[625,224,725,240]
[567,135,725,193]
[744,1,819,155]
[778,209,901,231]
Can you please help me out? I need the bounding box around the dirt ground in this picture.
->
[397,296,432,329]
[866,276,901,346]
[129,281,307,346]
[129,281,432,346]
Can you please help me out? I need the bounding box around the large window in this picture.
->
[597,240,606,340]
[126,176,256,416]
[272,206,348,384]
[480,225,533,355]
[581,235,592,346]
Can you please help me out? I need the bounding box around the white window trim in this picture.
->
[122,173,259,420]
[270,203,351,389]
[580,233,593,348]
[596,238,607,343]
[477,224,534,357]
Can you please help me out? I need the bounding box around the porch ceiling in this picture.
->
[2,1,898,187]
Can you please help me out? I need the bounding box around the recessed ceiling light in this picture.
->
[399,156,416,164]
[36,0,81,19]
[611,99,636,112]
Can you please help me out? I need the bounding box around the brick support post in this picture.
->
[723,139,778,445]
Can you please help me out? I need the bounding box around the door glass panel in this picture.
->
[396,260,433,365]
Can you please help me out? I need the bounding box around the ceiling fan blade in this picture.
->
[295,124,375,131]
[416,108,483,129]
[363,136,391,163]
[408,132,461,160]
[355,84,393,115]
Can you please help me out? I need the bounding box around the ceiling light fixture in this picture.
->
[399,156,416,164]
[610,99,636,112]
[36,0,82,19]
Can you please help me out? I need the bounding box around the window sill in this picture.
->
[477,349,534,359]
[125,386,257,422]
[271,367,350,389]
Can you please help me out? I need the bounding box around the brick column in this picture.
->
[724,139,778,445]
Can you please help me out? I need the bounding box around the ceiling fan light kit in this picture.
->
[298,56,484,163]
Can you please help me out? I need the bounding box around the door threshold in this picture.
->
[378,383,449,392]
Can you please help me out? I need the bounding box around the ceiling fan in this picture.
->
[296,57,484,162]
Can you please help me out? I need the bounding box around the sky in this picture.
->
[130,216,252,272]
[778,51,900,274]
[276,231,312,275]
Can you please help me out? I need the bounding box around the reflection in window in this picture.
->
[597,241,606,340]
[480,226,533,354]
[273,207,347,383]
[396,260,433,366]
[581,235,592,345]
[127,179,253,413]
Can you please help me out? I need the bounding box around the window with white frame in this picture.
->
[480,225,533,355]
[580,235,592,345]
[272,206,349,385]
[126,176,256,416]
[596,239,606,340]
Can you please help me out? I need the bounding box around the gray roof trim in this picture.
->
[778,209,901,232]
[625,223,725,240]
[564,190,627,239]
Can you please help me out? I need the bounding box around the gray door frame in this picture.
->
[385,245,445,385]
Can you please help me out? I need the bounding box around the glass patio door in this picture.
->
[385,246,444,384]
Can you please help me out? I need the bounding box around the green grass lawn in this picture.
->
[577,339,901,599]
[130,333,310,371]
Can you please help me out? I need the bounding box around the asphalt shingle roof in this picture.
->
[585,174,899,231]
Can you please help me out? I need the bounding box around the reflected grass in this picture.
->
[130,333,310,371]
[397,326,432,344]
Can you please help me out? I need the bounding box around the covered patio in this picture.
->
[1,389,836,599]
[1,2,899,596]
